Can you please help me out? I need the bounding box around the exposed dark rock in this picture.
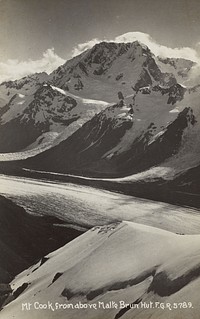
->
[116,73,123,81]
[13,283,29,299]
[134,69,152,91]
[74,79,83,90]
[148,264,200,296]
[52,272,63,284]
[115,298,142,319]
[61,268,155,302]
[93,66,105,75]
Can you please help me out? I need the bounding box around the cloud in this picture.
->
[115,32,200,62]
[2,34,200,84]
[183,42,200,85]
[185,64,200,86]
[0,48,65,83]
[71,32,200,63]
[71,39,101,57]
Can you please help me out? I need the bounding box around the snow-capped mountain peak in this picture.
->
[0,38,199,169]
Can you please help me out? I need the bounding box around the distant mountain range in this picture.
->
[0,40,200,198]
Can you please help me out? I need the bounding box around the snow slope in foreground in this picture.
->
[2,221,200,319]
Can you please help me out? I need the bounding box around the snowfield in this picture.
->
[1,220,200,319]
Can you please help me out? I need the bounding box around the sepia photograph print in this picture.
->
[0,0,200,318]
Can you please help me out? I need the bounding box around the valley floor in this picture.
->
[0,174,200,235]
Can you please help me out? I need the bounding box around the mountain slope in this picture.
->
[156,57,195,84]
[2,221,200,318]
[22,81,200,178]
[49,41,178,102]
[0,40,199,186]
[0,40,196,157]
[0,82,108,153]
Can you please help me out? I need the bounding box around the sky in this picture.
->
[0,0,200,81]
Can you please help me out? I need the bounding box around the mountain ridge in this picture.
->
[0,39,199,192]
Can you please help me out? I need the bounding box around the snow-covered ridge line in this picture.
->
[2,219,200,318]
